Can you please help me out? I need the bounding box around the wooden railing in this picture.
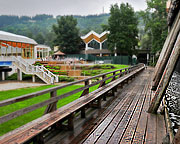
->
[0,63,144,125]
[0,63,145,144]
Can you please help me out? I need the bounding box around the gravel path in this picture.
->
[0,81,46,91]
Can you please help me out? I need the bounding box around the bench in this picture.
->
[0,64,145,144]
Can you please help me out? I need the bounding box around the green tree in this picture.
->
[53,16,80,54]
[107,3,138,55]
[143,0,168,54]
[35,33,45,44]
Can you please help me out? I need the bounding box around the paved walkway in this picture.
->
[0,81,46,91]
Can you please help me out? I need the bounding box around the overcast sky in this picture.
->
[0,0,147,16]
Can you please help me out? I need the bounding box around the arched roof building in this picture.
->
[81,31,111,57]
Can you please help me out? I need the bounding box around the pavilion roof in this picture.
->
[35,44,51,50]
[81,30,109,44]
[53,50,65,55]
[0,31,37,45]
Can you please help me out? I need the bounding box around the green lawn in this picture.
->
[82,64,128,76]
[0,64,129,136]
[0,84,100,135]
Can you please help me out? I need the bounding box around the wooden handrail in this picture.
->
[0,64,144,107]
[0,63,144,125]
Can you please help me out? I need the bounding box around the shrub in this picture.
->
[48,69,55,71]
[58,76,75,82]
[23,74,33,80]
[6,73,32,80]
[33,62,42,66]
[52,71,59,75]
[59,71,67,75]
[45,65,51,69]
[6,73,18,80]
[53,66,60,70]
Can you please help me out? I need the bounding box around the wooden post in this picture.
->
[99,75,106,101]
[118,69,122,78]
[44,90,57,114]
[68,113,74,130]
[97,97,101,108]
[33,133,44,144]
[81,80,89,97]
[148,39,180,113]
[80,80,89,118]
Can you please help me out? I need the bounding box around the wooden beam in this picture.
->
[152,11,180,90]
[148,36,180,113]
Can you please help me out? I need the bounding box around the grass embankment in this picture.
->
[0,64,129,135]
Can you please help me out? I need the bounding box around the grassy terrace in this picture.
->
[0,64,128,136]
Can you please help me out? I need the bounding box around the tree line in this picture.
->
[0,0,168,64]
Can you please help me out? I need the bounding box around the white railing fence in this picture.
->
[12,56,58,84]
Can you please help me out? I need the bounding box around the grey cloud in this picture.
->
[0,0,147,16]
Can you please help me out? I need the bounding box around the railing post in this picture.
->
[119,69,123,78]
[68,113,74,130]
[112,72,117,96]
[44,90,57,114]
[80,80,89,118]
[81,80,89,97]
[55,76,59,83]
[98,74,106,100]
[50,77,53,84]
[118,70,124,88]
[43,72,45,78]
[98,74,106,88]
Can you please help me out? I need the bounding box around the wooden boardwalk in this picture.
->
[62,67,166,144]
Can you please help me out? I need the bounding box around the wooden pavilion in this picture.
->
[0,31,37,59]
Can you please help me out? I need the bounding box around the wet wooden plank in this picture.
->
[132,77,152,144]
[95,80,147,144]
[107,86,144,144]
[131,88,150,144]
[144,113,157,144]
[69,81,137,144]
[120,85,148,144]
[81,86,139,144]
[156,114,166,144]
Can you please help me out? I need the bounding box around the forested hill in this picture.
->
[0,14,109,36]
[0,14,110,47]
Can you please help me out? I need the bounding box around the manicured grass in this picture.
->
[82,64,129,76]
[0,84,100,136]
[0,85,81,135]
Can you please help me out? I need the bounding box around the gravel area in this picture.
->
[0,81,46,91]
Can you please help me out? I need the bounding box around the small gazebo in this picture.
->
[53,50,65,59]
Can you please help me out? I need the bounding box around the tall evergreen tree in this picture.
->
[53,16,80,54]
[107,3,138,55]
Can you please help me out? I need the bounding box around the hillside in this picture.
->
[0,14,110,47]
[0,13,144,48]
